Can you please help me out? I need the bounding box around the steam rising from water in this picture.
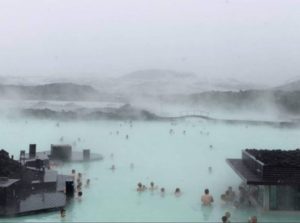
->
[0,114,300,221]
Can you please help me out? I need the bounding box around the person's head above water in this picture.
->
[150,182,154,187]
[221,194,226,200]
[205,189,209,194]
[221,216,227,223]
[161,187,165,193]
[175,188,181,193]
[60,208,66,217]
[137,182,142,188]
[225,211,231,218]
[249,216,257,223]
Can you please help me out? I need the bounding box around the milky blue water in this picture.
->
[1,117,300,222]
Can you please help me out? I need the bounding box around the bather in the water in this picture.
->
[208,166,212,173]
[225,186,236,202]
[225,211,231,223]
[77,184,82,192]
[174,188,182,197]
[248,216,257,223]
[110,165,116,171]
[60,208,66,218]
[85,179,90,187]
[221,215,228,223]
[77,191,83,202]
[149,182,158,191]
[160,187,165,197]
[142,185,147,191]
[137,182,145,192]
[201,189,214,206]
[110,153,114,159]
[130,163,134,169]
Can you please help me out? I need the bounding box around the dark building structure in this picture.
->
[0,143,103,217]
[0,148,73,216]
[227,149,300,211]
[51,144,72,161]
[24,144,103,163]
[0,178,20,206]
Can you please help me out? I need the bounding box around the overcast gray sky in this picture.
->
[1,0,300,84]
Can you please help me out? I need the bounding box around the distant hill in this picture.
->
[273,80,300,91]
[0,70,267,99]
[161,89,300,114]
[121,69,198,81]
[0,83,100,101]
[21,104,160,121]
[102,69,264,97]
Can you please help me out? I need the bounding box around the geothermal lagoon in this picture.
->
[1,114,300,222]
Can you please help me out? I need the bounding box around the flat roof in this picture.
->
[227,159,300,185]
[0,179,20,187]
[245,149,300,168]
[51,144,71,147]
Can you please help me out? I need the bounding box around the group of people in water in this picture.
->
[56,120,258,222]
[59,135,82,148]
[220,186,236,203]
[136,182,216,205]
[220,184,253,210]
[135,181,258,223]
[220,214,257,223]
[61,169,91,217]
[169,129,189,135]
[136,181,182,197]
[109,131,130,140]
[71,169,91,199]
[108,120,134,139]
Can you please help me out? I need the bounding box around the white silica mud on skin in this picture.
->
[1,117,300,222]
